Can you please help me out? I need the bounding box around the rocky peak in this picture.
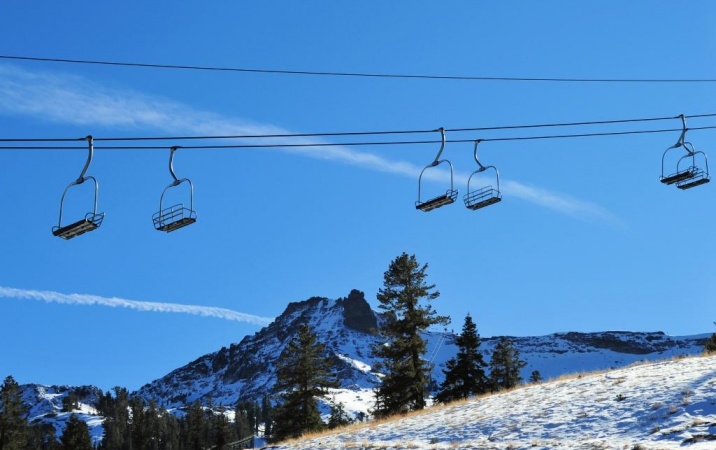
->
[337,289,377,334]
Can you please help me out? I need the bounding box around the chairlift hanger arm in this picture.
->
[473,140,487,171]
[673,114,689,150]
[168,146,182,185]
[74,136,94,184]
[430,128,446,165]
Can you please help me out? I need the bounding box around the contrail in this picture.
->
[0,286,274,326]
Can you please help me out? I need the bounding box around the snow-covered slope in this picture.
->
[136,290,385,409]
[20,384,105,446]
[269,354,716,450]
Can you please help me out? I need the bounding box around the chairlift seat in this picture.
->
[52,213,104,240]
[464,186,502,211]
[677,168,710,190]
[415,189,458,212]
[661,168,696,185]
[153,203,197,232]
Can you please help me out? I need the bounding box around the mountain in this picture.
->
[136,290,385,411]
[135,289,707,418]
[15,289,709,445]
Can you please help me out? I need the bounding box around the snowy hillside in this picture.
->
[20,384,105,446]
[269,355,716,450]
[137,290,385,409]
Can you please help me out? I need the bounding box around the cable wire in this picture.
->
[3,54,716,84]
[3,125,716,151]
[1,113,713,144]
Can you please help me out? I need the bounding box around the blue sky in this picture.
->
[1,1,716,392]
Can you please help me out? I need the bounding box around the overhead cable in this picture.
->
[3,54,716,84]
[1,113,715,144]
[3,125,716,151]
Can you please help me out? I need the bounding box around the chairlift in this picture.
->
[52,136,104,239]
[464,140,502,211]
[675,144,710,190]
[660,115,710,189]
[152,146,197,232]
[415,128,458,212]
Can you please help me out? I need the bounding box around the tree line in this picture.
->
[0,377,271,450]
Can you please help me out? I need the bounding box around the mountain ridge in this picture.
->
[134,290,707,411]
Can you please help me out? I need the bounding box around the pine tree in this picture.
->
[0,375,29,450]
[704,333,716,354]
[261,395,272,437]
[98,387,130,450]
[129,397,149,450]
[185,400,206,450]
[372,253,450,417]
[489,337,527,391]
[436,314,488,403]
[529,370,543,383]
[327,401,353,429]
[61,393,79,413]
[59,414,93,450]
[271,323,338,442]
[211,411,232,450]
[234,401,253,445]
[27,422,59,450]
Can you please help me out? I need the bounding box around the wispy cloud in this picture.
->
[0,286,274,326]
[0,64,620,224]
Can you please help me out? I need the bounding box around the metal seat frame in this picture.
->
[464,140,502,211]
[52,136,104,240]
[153,146,197,232]
[661,115,710,189]
[416,128,458,212]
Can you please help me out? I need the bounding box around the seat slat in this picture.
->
[416,190,458,212]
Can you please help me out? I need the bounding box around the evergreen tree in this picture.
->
[98,387,130,450]
[28,422,59,450]
[327,401,353,429]
[234,400,255,448]
[61,393,79,413]
[371,253,450,417]
[129,397,149,450]
[185,400,206,450]
[210,411,232,450]
[0,375,29,450]
[260,395,272,437]
[489,337,527,391]
[143,400,163,450]
[271,323,338,442]
[436,314,488,403]
[529,370,543,383]
[704,333,716,354]
[59,414,93,450]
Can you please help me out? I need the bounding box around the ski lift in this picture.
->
[52,136,104,239]
[152,146,197,232]
[660,115,710,189]
[415,128,458,212]
[464,140,502,211]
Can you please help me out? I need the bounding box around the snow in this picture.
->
[19,384,105,447]
[268,355,716,449]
